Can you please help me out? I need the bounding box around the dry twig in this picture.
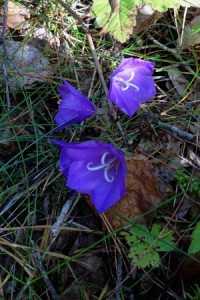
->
[158,121,194,141]
[147,33,200,84]
[51,192,79,237]
[32,249,59,300]
[1,0,11,112]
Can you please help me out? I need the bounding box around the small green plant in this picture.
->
[122,223,174,268]
[191,21,200,36]
[176,171,200,196]
[188,221,200,254]
[186,284,200,300]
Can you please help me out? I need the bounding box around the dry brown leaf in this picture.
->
[0,0,30,29]
[180,149,200,168]
[178,252,200,280]
[175,196,193,218]
[190,114,200,137]
[104,156,163,229]
[151,160,177,198]
[167,67,190,96]
[189,149,200,167]
[166,67,200,101]
[180,14,200,49]
[133,8,160,37]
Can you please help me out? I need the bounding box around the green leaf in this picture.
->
[151,224,175,252]
[92,0,140,43]
[141,0,180,12]
[91,0,199,43]
[122,223,174,269]
[191,22,200,36]
[128,243,160,268]
[91,0,112,27]
[106,0,138,43]
[188,221,200,254]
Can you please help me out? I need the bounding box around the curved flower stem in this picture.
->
[56,0,128,146]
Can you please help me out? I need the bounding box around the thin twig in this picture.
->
[56,0,89,33]
[147,33,200,84]
[115,256,123,300]
[32,249,59,300]
[0,127,10,145]
[1,0,11,112]
[180,7,188,47]
[0,164,53,217]
[147,33,179,57]
[1,0,11,147]
[15,278,33,300]
[158,121,194,141]
[88,67,97,98]
[51,192,79,237]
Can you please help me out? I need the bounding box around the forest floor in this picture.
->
[0,1,200,299]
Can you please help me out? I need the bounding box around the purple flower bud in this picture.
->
[51,139,127,213]
[108,58,156,117]
[54,80,96,130]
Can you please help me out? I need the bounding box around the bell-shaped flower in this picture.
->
[54,80,96,130]
[51,139,127,213]
[108,58,156,117]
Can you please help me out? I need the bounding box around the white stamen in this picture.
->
[87,162,105,171]
[128,71,135,81]
[122,82,139,92]
[87,152,116,183]
[101,151,108,165]
[113,71,140,92]
[104,170,114,182]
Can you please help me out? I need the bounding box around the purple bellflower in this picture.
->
[108,58,156,117]
[54,80,96,130]
[51,139,127,213]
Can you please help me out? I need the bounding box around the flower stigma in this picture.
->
[113,72,139,92]
[87,152,119,183]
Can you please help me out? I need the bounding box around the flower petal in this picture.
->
[54,110,79,130]
[90,163,126,213]
[108,81,140,116]
[108,58,156,117]
[67,158,126,213]
[58,141,116,163]
[54,80,96,130]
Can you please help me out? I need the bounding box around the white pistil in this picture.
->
[114,71,139,92]
[87,152,115,183]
